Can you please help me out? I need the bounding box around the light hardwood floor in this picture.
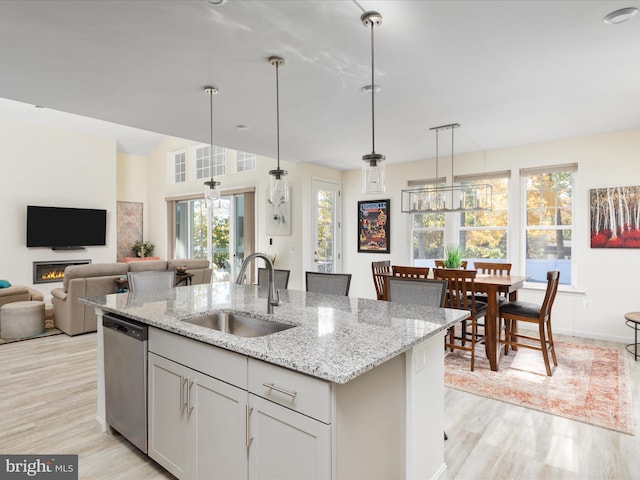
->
[1,332,638,479]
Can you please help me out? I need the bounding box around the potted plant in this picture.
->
[444,244,463,269]
[132,240,154,258]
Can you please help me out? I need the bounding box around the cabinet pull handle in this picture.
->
[180,376,187,411]
[246,405,254,448]
[187,379,194,414]
[262,382,297,399]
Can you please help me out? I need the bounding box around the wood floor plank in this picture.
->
[0,333,172,479]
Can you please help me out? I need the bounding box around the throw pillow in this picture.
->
[0,279,11,288]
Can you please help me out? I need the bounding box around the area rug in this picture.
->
[445,341,635,434]
[0,327,63,345]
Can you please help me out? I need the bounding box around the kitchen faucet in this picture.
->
[235,252,282,314]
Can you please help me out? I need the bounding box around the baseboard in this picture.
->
[94,414,108,434]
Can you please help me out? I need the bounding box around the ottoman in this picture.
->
[0,301,45,339]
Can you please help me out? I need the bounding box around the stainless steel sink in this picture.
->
[182,312,295,338]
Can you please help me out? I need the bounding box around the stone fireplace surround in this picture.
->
[33,260,91,284]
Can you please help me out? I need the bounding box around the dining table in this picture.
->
[474,274,528,371]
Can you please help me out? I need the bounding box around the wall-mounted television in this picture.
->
[26,205,107,249]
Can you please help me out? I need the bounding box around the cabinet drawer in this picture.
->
[248,358,331,424]
[149,327,247,389]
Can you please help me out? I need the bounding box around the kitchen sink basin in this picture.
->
[182,312,295,338]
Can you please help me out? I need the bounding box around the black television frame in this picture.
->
[26,205,107,249]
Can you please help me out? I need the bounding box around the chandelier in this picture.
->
[401,123,492,213]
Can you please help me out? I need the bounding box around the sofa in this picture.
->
[51,259,212,336]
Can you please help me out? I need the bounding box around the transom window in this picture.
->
[173,150,186,183]
[237,151,256,172]
[195,145,226,179]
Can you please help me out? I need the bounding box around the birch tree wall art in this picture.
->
[590,186,640,248]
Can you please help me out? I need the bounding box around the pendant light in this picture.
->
[361,11,385,194]
[268,56,289,206]
[203,86,221,203]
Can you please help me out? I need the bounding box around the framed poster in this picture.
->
[358,199,390,253]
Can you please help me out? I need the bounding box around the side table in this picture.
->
[624,312,640,361]
[175,272,194,287]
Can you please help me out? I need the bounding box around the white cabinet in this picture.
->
[148,352,247,480]
[248,393,331,479]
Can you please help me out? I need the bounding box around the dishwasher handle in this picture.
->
[103,314,148,341]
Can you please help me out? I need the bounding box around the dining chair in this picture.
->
[472,261,513,305]
[371,260,392,300]
[473,261,512,275]
[433,268,487,371]
[383,276,447,306]
[391,265,430,279]
[434,260,468,269]
[127,271,175,292]
[305,272,352,296]
[500,270,560,376]
[257,268,291,290]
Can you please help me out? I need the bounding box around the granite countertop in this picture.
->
[82,282,468,384]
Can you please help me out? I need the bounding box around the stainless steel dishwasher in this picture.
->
[103,313,148,453]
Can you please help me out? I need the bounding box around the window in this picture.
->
[195,145,226,179]
[410,173,509,268]
[522,164,576,285]
[458,175,509,265]
[411,180,446,267]
[237,151,256,172]
[173,151,186,183]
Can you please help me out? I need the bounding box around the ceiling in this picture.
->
[0,0,639,171]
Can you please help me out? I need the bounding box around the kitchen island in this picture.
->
[83,282,468,480]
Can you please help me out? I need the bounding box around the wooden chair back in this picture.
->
[433,268,478,311]
[391,265,430,280]
[473,261,512,275]
[371,260,392,300]
[434,260,468,269]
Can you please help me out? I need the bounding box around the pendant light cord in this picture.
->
[370,20,376,154]
[275,60,281,170]
[209,88,214,182]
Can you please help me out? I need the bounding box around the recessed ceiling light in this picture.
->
[206,0,227,5]
[603,7,638,24]
[361,84,381,94]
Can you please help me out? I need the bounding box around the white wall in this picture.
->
[342,129,640,343]
[0,118,117,299]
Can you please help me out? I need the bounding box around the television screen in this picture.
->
[26,205,107,248]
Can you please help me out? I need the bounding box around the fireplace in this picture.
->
[33,260,91,284]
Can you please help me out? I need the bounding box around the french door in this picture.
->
[311,179,341,273]
[171,189,254,282]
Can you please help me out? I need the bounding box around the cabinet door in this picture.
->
[189,370,248,480]
[148,353,189,479]
[248,394,331,480]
